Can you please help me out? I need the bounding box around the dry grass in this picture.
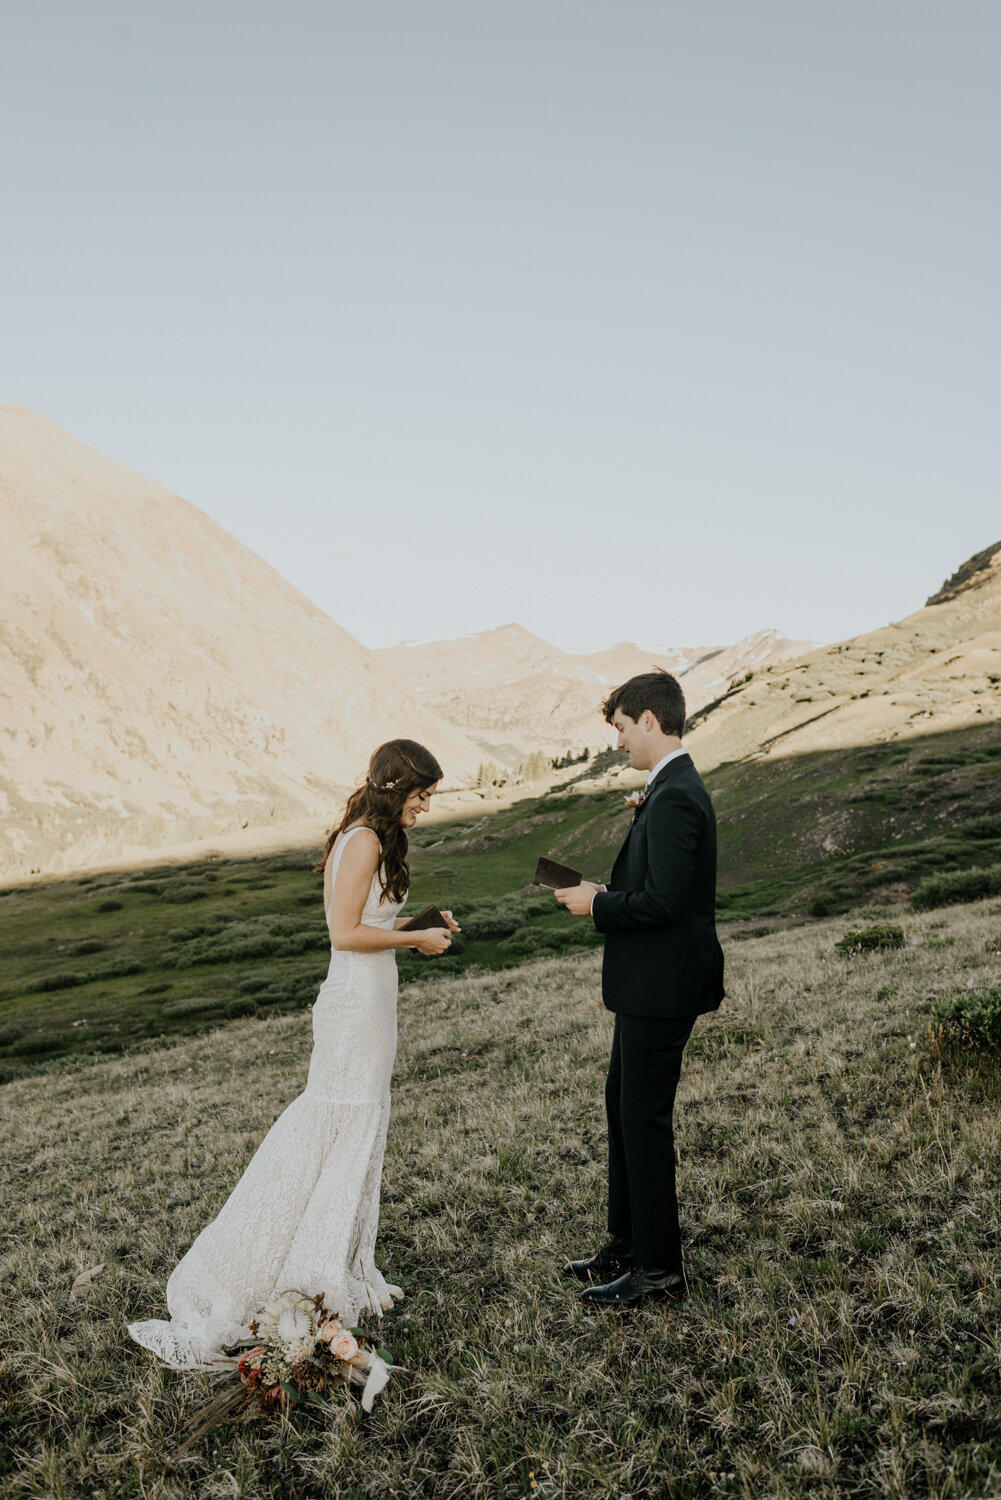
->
[2,903,1000,1499]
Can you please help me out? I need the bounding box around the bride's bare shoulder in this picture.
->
[336,823,381,860]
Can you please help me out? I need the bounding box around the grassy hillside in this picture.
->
[3,899,1000,1497]
[3,724,1001,1075]
[708,723,1001,919]
[0,795,617,1077]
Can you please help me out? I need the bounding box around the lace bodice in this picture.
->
[325,825,407,934]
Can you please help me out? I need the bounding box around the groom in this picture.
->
[555,670,724,1308]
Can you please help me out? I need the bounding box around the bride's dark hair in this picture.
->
[316,739,443,902]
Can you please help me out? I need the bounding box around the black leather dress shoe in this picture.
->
[580,1266,689,1309]
[561,1235,635,1283]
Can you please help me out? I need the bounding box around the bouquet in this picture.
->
[175,1291,411,1454]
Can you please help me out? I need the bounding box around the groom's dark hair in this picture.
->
[603,670,686,737]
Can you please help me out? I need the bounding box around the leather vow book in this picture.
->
[532,856,583,889]
[399,904,448,931]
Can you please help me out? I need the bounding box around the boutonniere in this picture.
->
[624,790,646,810]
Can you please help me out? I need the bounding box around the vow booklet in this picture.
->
[399,904,448,932]
[532,856,583,890]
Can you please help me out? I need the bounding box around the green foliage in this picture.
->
[910,864,1001,911]
[66,938,106,956]
[458,900,523,940]
[161,995,226,1019]
[957,813,1001,840]
[26,971,88,993]
[161,915,328,968]
[498,923,598,956]
[159,882,211,903]
[225,996,260,1019]
[933,986,1001,1050]
[96,899,122,912]
[25,956,144,992]
[835,924,905,957]
[89,956,145,979]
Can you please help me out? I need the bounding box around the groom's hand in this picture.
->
[555,881,600,916]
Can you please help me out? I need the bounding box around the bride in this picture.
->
[128,739,457,1368]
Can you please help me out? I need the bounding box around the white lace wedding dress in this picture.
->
[128,826,405,1368]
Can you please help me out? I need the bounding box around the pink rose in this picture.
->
[319,1320,341,1342]
[332,1331,359,1361]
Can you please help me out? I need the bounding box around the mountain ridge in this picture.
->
[687,541,1001,770]
[0,407,482,879]
[377,625,814,759]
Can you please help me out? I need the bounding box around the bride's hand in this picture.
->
[441,910,461,932]
[413,927,452,956]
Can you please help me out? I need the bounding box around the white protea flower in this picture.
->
[257,1291,319,1348]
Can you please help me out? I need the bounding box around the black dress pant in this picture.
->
[605,1012,694,1270]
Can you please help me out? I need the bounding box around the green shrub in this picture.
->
[89,957,145,979]
[67,938,107,956]
[957,814,1001,840]
[96,899,122,912]
[126,881,165,896]
[426,956,464,976]
[161,996,224,1019]
[461,904,523,940]
[810,897,832,918]
[498,927,559,956]
[8,1033,69,1056]
[910,864,1001,911]
[835,924,905,957]
[162,916,328,968]
[933,987,1001,1050]
[497,924,594,956]
[26,971,88,993]
[225,997,259,1019]
[159,884,210,904]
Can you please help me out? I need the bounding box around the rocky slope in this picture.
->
[0,406,481,879]
[686,542,1001,769]
[377,624,813,760]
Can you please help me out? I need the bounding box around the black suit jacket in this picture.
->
[591,753,725,1020]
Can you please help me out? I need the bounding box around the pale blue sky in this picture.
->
[2,2,998,651]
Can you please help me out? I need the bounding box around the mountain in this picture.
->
[686,541,1001,770]
[376,624,814,760]
[0,406,481,879]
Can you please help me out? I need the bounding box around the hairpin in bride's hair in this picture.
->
[367,775,399,792]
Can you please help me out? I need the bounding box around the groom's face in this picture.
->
[611,709,654,770]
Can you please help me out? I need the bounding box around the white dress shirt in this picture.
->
[589,744,687,912]
[644,746,688,787]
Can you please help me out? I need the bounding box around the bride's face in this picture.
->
[400,784,437,830]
